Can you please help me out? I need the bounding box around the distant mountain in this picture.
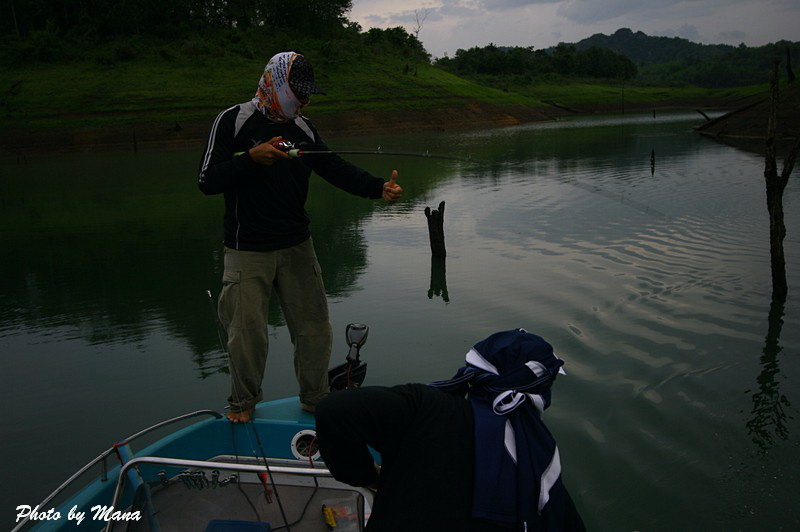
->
[575,28,734,65]
[434,27,796,88]
[572,28,799,87]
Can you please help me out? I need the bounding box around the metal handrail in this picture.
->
[11,409,222,532]
[115,409,223,445]
[106,456,334,532]
[11,447,119,532]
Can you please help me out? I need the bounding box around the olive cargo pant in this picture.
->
[218,239,332,412]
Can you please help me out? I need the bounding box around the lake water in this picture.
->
[2,112,798,530]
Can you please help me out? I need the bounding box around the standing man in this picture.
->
[199,51,402,422]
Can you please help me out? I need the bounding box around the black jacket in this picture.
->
[315,384,586,531]
[198,102,384,251]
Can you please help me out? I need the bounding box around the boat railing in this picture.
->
[115,409,223,445]
[106,456,335,532]
[11,409,222,532]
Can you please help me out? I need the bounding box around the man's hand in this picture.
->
[382,170,403,203]
[248,136,292,166]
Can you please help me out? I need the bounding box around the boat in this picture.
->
[13,324,375,532]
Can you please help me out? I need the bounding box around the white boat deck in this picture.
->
[125,477,365,531]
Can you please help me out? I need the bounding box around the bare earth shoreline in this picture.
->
[3,92,795,157]
[0,100,715,156]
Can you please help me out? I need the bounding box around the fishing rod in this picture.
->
[240,139,479,163]
[205,289,293,530]
[289,146,474,162]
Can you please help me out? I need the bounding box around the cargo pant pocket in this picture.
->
[217,269,241,330]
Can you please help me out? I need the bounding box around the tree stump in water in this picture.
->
[763,59,800,299]
[424,201,446,258]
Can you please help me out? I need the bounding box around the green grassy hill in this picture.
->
[0,29,773,152]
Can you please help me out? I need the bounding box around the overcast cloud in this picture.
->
[349,0,799,58]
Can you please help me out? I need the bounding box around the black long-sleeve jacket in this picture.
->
[316,384,482,531]
[315,384,586,532]
[198,101,385,251]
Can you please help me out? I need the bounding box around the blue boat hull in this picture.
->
[27,398,322,531]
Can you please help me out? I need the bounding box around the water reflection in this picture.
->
[0,146,467,383]
[2,113,799,530]
[428,257,449,303]
[650,148,655,176]
[746,292,791,450]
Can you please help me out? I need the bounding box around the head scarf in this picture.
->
[430,329,569,530]
[253,51,304,123]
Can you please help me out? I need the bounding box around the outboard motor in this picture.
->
[328,323,368,391]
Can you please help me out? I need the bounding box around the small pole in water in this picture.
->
[425,201,446,259]
[651,149,656,176]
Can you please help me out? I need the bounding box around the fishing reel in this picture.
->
[270,139,307,158]
[328,323,369,391]
[270,139,296,152]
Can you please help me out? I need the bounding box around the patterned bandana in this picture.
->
[253,52,303,123]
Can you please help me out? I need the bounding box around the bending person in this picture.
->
[315,328,586,531]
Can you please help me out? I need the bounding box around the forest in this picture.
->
[578,28,798,88]
[3,1,797,90]
[434,44,638,83]
[435,29,798,88]
[3,0,358,40]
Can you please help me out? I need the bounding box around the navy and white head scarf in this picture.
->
[430,328,569,531]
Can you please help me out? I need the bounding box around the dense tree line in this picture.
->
[1,0,432,67]
[435,31,798,88]
[4,3,795,90]
[434,43,638,81]
[363,26,428,61]
[576,28,734,66]
[3,0,354,39]
[579,28,799,87]
[637,41,799,88]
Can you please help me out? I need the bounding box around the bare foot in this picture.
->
[227,409,253,423]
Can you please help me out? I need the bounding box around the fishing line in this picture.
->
[206,289,293,530]
[501,160,668,220]
[562,177,669,220]
[292,143,665,219]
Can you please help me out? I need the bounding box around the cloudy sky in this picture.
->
[349,0,799,58]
